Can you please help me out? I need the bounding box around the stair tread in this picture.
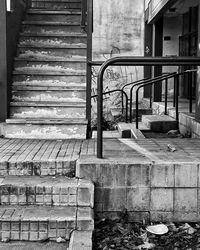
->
[27,10,81,14]
[20,32,87,37]
[12,86,86,90]
[142,114,177,122]
[6,118,88,125]
[18,44,86,48]
[10,101,86,106]
[23,21,80,25]
[13,70,86,76]
[0,205,92,221]
[0,176,92,188]
[15,57,86,62]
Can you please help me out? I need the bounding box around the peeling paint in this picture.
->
[6,125,86,139]
[12,108,85,118]
[12,94,85,102]
[16,65,85,73]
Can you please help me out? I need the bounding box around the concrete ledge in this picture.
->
[68,231,92,250]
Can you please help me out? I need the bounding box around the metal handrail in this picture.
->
[135,69,198,129]
[91,89,129,122]
[96,56,200,158]
[128,72,175,122]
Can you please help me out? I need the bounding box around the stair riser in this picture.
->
[10,106,86,119]
[4,124,87,139]
[12,75,86,84]
[31,2,81,9]
[0,206,93,241]
[26,13,81,22]
[14,61,86,71]
[22,24,82,34]
[12,90,86,102]
[19,36,87,45]
[17,47,86,58]
[0,182,93,207]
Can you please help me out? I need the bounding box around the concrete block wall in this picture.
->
[77,162,200,222]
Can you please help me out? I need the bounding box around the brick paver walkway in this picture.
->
[0,137,199,164]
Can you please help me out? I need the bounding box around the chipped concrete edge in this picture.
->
[68,230,93,250]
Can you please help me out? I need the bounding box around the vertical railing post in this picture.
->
[175,75,179,122]
[164,79,168,115]
[86,0,93,138]
[189,71,193,113]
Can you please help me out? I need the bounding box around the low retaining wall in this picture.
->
[77,160,200,222]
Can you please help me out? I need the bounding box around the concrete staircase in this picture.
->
[0,176,94,242]
[0,138,94,247]
[3,0,88,139]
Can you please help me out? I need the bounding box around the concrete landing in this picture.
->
[142,114,178,133]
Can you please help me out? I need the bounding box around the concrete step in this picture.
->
[0,176,94,208]
[26,10,81,22]
[12,75,86,85]
[117,122,149,138]
[0,205,93,241]
[19,35,87,46]
[9,102,86,119]
[12,84,86,90]
[142,114,178,133]
[11,88,86,102]
[17,46,86,59]
[13,68,86,76]
[21,22,82,34]
[30,1,81,10]
[4,119,87,139]
[111,105,152,120]
[14,60,86,72]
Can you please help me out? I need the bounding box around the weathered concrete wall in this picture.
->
[91,0,145,120]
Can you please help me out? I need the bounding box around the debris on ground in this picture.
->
[167,130,179,138]
[146,224,168,235]
[167,144,177,152]
[93,215,200,250]
[56,237,66,243]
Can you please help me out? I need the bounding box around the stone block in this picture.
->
[150,188,173,211]
[69,194,77,205]
[21,222,29,231]
[29,231,38,241]
[174,189,197,212]
[151,164,174,187]
[175,164,198,187]
[76,207,94,231]
[10,195,18,204]
[173,212,199,222]
[101,164,126,187]
[78,180,94,207]
[102,188,126,211]
[20,231,29,241]
[2,222,10,231]
[68,231,93,250]
[30,222,38,231]
[127,164,150,187]
[150,212,174,222]
[11,231,20,240]
[11,222,20,231]
[127,187,150,211]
